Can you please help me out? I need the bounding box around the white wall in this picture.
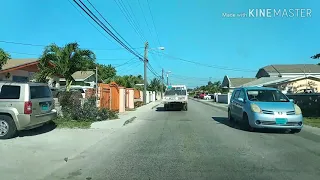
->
[0,70,31,81]
[217,93,232,104]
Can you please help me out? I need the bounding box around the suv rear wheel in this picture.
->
[0,115,17,139]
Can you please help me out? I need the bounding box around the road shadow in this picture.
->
[156,107,183,112]
[212,117,290,134]
[18,121,57,137]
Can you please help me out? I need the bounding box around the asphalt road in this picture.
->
[43,99,320,180]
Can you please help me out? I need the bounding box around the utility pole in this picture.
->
[161,68,164,99]
[95,66,98,107]
[166,73,169,85]
[143,41,149,105]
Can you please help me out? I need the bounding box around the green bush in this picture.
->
[61,96,118,122]
[134,101,144,108]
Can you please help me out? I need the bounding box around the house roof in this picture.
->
[267,75,320,86]
[229,78,256,87]
[1,58,38,71]
[261,64,320,74]
[60,71,95,81]
[241,77,285,87]
[72,71,95,80]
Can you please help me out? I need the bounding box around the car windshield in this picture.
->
[246,90,289,102]
[165,89,187,96]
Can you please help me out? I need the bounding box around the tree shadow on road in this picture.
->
[156,107,183,112]
[212,117,291,134]
[18,121,57,137]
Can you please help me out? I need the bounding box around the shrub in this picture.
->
[60,96,119,122]
[134,101,144,108]
[58,91,82,107]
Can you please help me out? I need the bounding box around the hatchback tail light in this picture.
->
[24,101,32,114]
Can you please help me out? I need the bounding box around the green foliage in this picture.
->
[0,48,11,70]
[60,95,118,122]
[97,64,116,82]
[148,78,162,92]
[193,81,222,93]
[311,53,320,59]
[38,42,96,91]
[134,101,144,108]
[112,75,144,89]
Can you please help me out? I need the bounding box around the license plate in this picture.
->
[275,118,287,125]
[41,105,49,111]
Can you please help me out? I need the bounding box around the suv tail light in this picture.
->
[24,101,32,114]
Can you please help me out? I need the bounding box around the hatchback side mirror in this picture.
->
[289,99,294,103]
[238,97,244,102]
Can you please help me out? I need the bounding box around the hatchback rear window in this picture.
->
[30,86,52,99]
[0,85,21,99]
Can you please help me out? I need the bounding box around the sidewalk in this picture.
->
[90,100,162,129]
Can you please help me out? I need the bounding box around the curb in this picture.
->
[123,116,137,126]
[191,98,228,111]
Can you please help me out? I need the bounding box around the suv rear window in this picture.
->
[0,85,21,99]
[30,86,52,99]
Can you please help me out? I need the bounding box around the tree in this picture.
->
[148,78,161,91]
[97,64,116,83]
[311,53,320,65]
[37,43,96,91]
[193,80,222,93]
[0,48,10,70]
[113,75,144,90]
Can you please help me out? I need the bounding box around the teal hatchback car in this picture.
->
[228,87,303,133]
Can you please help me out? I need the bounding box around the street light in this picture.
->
[166,71,171,85]
[143,44,165,105]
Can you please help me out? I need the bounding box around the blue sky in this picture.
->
[1,0,319,87]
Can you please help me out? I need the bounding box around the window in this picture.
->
[165,89,187,96]
[232,90,240,99]
[246,90,289,102]
[239,90,245,99]
[0,85,21,99]
[12,76,28,82]
[30,86,52,99]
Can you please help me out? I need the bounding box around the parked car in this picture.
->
[199,93,207,99]
[228,87,303,133]
[203,94,211,100]
[0,82,57,139]
[70,86,92,98]
[194,94,200,98]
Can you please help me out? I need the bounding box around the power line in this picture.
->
[73,0,143,61]
[150,50,257,72]
[114,0,146,42]
[146,0,161,46]
[67,0,115,44]
[0,40,144,51]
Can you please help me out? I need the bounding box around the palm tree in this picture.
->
[0,48,11,70]
[148,78,161,91]
[37,43,96,91]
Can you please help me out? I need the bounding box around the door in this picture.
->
[29,85,54,124]
[235,90,246,120]
[230,90,240,118]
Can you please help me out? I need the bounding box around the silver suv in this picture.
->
[0,82,57,139]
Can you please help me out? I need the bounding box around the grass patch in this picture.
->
[53,117,92,129]
[304,118,320,128]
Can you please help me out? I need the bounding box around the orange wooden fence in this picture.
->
[134,89,140,99]
[97,82,121,112]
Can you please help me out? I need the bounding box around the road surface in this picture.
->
[43,99,320,180]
